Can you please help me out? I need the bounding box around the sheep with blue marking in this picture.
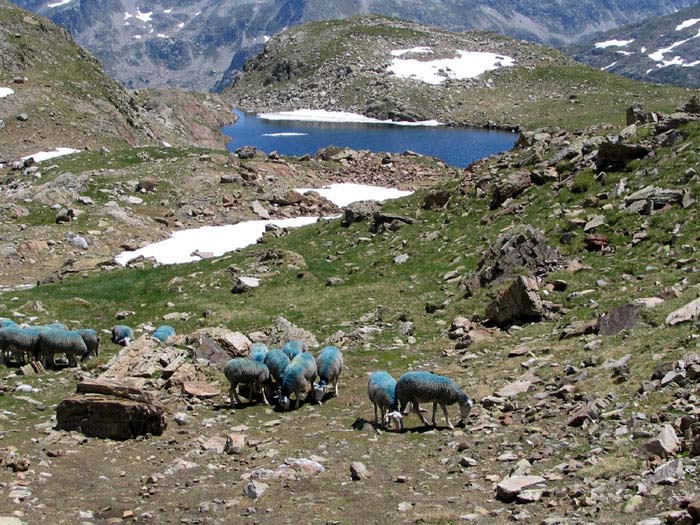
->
[37,329,88,368]
[263,349,290,396]
[248,342,269,363]
[42,322,69,331]
[313,346,343,403]
[73,329,100,358]
[0,326,41,364]
[282,340,306,361]
[1,318,18,329]
[111,325,134,346]
[223,357,270,406]
[395,371,474,430]
[153,325,175,343]
[367,371,404,431]
[280,352,317,410]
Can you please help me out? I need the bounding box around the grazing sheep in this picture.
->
[111,325,134,346]
[280,352,317,410]
[263,349,290,391]
[1,318,17,329]
[223,357,270,406]
[282,340,306,361]
[248,342,269,363]
[313,346,343,402]
[73,329,100,358]
[395,371,474,430]
[37,329,88,368]
[0,326,41,364]
[153,325,175,343]
[42,322,69,331]
[367,371,403,431]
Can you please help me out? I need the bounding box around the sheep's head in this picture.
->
[386,411,403,431]
[457,395,474,423]
[279,395,291,410]
[313,383,327,403]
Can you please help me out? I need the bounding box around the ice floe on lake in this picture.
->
[258,109,442,127]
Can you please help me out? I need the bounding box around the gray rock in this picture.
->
[341,201,380,227]
[174,412,190,426]
[645,424,680,458]
[496,475,546,502]
[350,461,370,480]
[486,275,544,327]
[326,277,344,287]
[252,200,270,219]
[232,276,260,294]
[583,215,606,232]
[268,316,318,349]
[243,480,268,499]
[225,433,246,455]
[495,380,533,398]
[666,298,700,326]
[69,235,89,250]
[394,254,409,264]
[649,459,684,485]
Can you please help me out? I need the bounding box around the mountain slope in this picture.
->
[10,0,700,91]
[569,4,700,88]
[227,16,690,130]
[0,0,233,160]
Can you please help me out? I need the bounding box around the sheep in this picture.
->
[153,325,175,343]
[73,329,100,358]
[282,340,306,361]
[111,325,134,346]
[1,318,18,329]
[367,371,403,431]
[263,349,290,391]
[248,342,269,363]
[280,352,317,410]
[36,329,88,368]
[313,346,343,403]
[223,357,270,407]
[395,371,474,430]
[42,322,69,331]
[0,326,41,365]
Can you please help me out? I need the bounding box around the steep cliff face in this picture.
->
[11,0,700,91]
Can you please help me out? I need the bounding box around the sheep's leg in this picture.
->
[431,402,438,426]
[259,383,270,405]
[374,403,379,425]
[333,377,339,396]
[294,389,300,410]
[380,407,387,427]
[413,403,430,426]
[68,353,77,367]
[441,404,454,430]
[231,384,243,406]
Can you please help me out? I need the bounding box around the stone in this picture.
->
[560,320,598,339]
[232,276,260,294]
[187,328,252,361]
[225,433,246,455]
[585,234,609,251]
[459,457,478,467]
[69,235,89,250]
[645,424,680,458]
[517,489,543,504]
[202,436,227,454]
[77,196,94,206]
[687,497,700,523]
[350,461,370,480]
[0,518,25,525]
[174,412,190,426]
[495,380,533,398]
[624,495,644,514]
[650,459,684,485]
[251,200,270,219]
[597,304,640,336]
[691,434,700,456]
[584,215,606,232]
[496,475,546,503]
[397,502,412,512]
[243,480,268,499]
[491,171,532,209]
[341,201,380,227]
[56,392,166,440]
[268,316,318,349]
[486,275,545,327]
[634,297,665,309]
[596,141,650,171]
[370,212,415,233]
[326,277,344,287]
[422,190,451,209]
[182,382,219,398]
[666,298,700,326]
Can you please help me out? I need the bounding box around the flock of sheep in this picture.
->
[2,317,473,431]
[226,340,474,430]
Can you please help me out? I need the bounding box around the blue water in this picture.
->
[222,110,517,168]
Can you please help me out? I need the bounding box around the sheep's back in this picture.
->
[317,346,342,381]
[368,371,397,409]
[264,350,290,382]
[224,358,269,384]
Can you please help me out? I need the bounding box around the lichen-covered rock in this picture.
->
[486,275,545,327]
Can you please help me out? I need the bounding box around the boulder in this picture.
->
[370,212,415,233]
[350,461,370,480]
[496,475,546,503]
[422,190,451,210]
[649,459,684,485]
[471,226,560,287]
[186,328,252,360]
[645,424,680,458]
[56,382,166,440]
[666,298,700,326]
[232,276,260,294]
[341,201,380,227]
[490,172,532,209]
[486,276,545,327]
[597,304,640,336]
[596,141,650,171]
[268,316,318,348]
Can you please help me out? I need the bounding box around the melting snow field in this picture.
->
[262,132,308,137]
[296,183,413,208]
[21,147,80,163]
[594,39,634,49]
[388,49,515,85]
[47,0,73,7]
[0,87,14,98]
[676,19,700,31]
[648,29,700,68]
[259,109,442,127]
[115,184,414,265]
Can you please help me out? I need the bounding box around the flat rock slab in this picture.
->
[56,394,167,440]
[496,475,546,502]
[495,380,533,398]
[182,381,219,398]
[666,298,700,326]
[597,304,640,336]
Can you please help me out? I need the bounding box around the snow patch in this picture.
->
[163,8,172,14]
[47,0,73,7]
[676,18,700,31]
[21,147,79,163]
[134,35,142,40]
[135,8,153,23]
[262,132,308,137]
[595,39,634,49]
[157,33,169,38]
[0,87,15,98]
[649,29,700,67]
[616,50,634,56]
[296,183,413,208]
[258,109,442,127]
[388,50,514,85]
[601,61,618,71]
[177,22,185,29]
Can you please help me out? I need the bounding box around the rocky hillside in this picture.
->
[3,98,700,523]
[0,0,234,161]
[228,16,690,130]
[10,0,700,91]
[569,4,700,88]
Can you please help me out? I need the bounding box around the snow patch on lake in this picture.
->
[21,148,80,163]
[47,0,73,7]
[262,132,308,137]
[296,183,413,208]
[259,109,442,127]
[595,39,634,49]
[115,183,413,265]
[388,50,514,85]
[0,87,14,98]
[676,18,700,31]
